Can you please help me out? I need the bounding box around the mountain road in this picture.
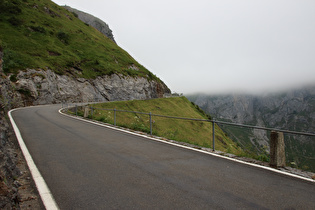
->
[10,105,315,209]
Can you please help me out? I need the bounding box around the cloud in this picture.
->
[52,0,315,94]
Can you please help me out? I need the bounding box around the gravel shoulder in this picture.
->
[0,112,44,210]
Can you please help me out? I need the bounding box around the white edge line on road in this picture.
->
[9,108,60,210]
[59,108,315,184]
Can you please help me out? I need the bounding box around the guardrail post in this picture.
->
[212,120,215,151]
[84,106,89,118]
[75,105,78,116]
[91,107,94,119]
[149,112,152,135]
[114,108,116,126]
[270,131,285,168]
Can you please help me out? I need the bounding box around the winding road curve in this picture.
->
[10,105,315,209]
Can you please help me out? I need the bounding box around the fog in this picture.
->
[52,0,315,94]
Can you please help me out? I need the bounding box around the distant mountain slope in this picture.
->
[187,86,315,172]
[63,5,116,43]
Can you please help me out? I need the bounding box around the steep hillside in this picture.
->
[0,0,170,104]
[63,5,116,43]
[0,0,161,80]
[188,86,315,172]
[87,97,243,154]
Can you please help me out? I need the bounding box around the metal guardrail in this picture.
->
[3,99,313,169]
[214,120,315,137]
[66,105,315,153]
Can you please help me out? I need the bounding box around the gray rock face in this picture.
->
[188,88,315,171]
[13,69,169,104]
[192,88,315,134]
[0,113,20,209]
[63,6,116,43]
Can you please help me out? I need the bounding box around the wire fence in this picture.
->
[64,104,315,154]
[3,100,314,169]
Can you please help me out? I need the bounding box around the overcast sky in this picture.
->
[52,0,315,94]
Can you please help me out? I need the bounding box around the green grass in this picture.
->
[0,0,160,81]
[88,97,244,154]
[285,135,315,172]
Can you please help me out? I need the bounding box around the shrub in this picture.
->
[29,25,46,34]
[191,102,212,120]
[10,74,17,82]
[96,116,106,122]
[8,17,23,26]
[57,31,69,44]
[257,154,270,162]
[3,49,25,73]
[17,88,32,97]
[72,12,78,18]
[147,72,154,80]
[0,4,22,15]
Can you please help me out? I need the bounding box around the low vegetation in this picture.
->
[76,97,244,154]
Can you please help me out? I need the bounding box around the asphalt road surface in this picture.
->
[11,105,315,209]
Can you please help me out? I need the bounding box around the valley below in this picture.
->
[187,86,315,172]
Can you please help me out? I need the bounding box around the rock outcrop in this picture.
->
[0,114,20,209]
[0,63,43,208]
[63,6,116,43]
[13,69,169,104]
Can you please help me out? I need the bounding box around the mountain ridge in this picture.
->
[62,5,116,43]
[187,86,315,172]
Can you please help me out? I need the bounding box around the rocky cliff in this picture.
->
[0,68,43,208]
[63,6,116,43]
[188,87,315,171]
[3,68,170,105]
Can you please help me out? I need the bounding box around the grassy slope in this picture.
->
[88,97,243,154]
[0,0,158,80]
